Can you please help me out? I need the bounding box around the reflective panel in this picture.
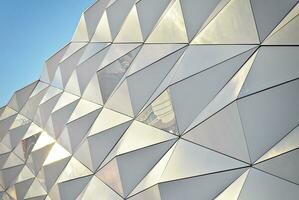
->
[64,70,81,96]
[239,47,299,97]
[192,0,259,44]
[137,89,178,135]
[238,168,299,200]
[32,132,55,152]
[68,99,101,123]
[76,45,111,94]
[8,81,38,112]
[136,0,172,38]
[160,140,247,181]
[256,125,299,163]
[0,0,298,199]
[237,79,299,162]
[78,42,110,64]
[0,107,17,121]
[98,46,140,103]
[59,108,101,153]
[51,67,64,89]
[29,82,49,98]
[2,153,23,169]
[170,49,252,133]
[146,0,188,43]
[263,4,299,45]
[60,43,87,63]
[9,114,31,130]
[42,44,68,84]
[16,166,35,183]
[24,178,47,199]
[97,139,175,197]
[72,15,89,42]
[129,143,177,197]
[58,175,92,200]
[18,132,40,160]
[180,0,220,40]
[98,43,140,70]
[158,168,247,200]
[105,0,136,39]
[89,107,132,136]
[91,11,113,42]
[184,102,251,163]
[105,79,135,117]
[82,74,104,105]
[43,143,71,166]
[76,121,131,171]
[52,92,80,112]
[114,5,143,42]
[105,120,176,157]
[185,50,257,133]
[266,4,299,40]
[263,15,299,45]
[58,157,92,183]
[126,47,186,116]
[127,44,185,76]
[170,45,256,84]
[77,176,122,200]
[255,148,299,184]
[215,169,249,200]
[22,123,42,139]
[40,86,62,104]
[250,0,298,41]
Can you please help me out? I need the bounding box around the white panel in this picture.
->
[240,46,299,97]
[238,80,299,162]
[159,168,247,200]
[238,168,299,200]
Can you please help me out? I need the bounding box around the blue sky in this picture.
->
[0,0,95,106]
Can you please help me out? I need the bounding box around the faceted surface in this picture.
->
[0,0,298,199]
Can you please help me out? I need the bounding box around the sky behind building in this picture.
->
[0,0,95,106]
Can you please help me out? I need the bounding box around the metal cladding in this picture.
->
[0,0,299,199]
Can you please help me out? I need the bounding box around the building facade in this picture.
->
[0,0,298,199]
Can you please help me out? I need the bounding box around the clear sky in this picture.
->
[0,0,95,106]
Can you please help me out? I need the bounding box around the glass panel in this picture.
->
[137,89,178,134]
[21,132,41,160]
[98,47,140,103]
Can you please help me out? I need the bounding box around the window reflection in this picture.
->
[98,48,139,102]
[138,89,178,134]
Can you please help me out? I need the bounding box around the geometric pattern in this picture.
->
[0,0,298,199]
